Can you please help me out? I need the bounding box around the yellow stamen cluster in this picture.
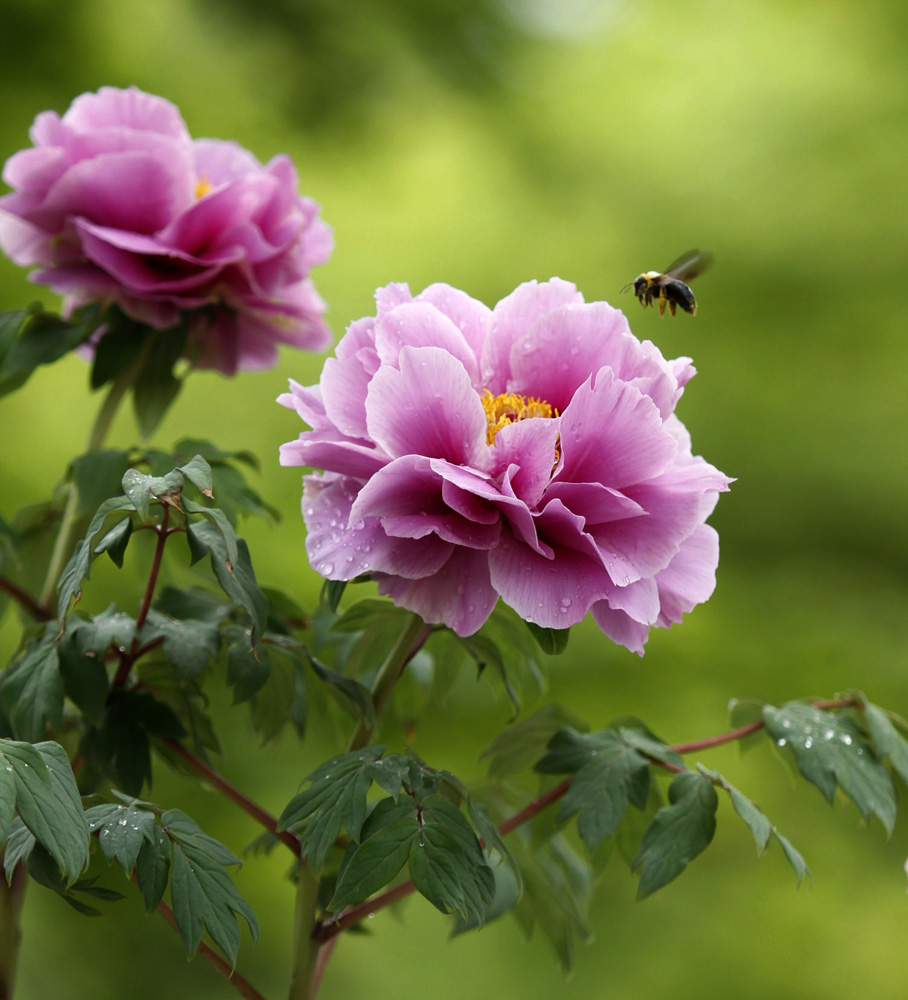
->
[481,389,557,446]
[194,175,213,199]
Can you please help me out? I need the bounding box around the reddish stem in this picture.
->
[164,739,301,857]
[147,882,267,1000]
[313,696,861,943]
[0,575,52,622]
[112,507,170,687]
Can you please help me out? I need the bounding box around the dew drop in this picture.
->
[118,816,128,827]
[560,597,572,608]
[776,738,787,747]
[840,733,853,745]
[803,737,813,749]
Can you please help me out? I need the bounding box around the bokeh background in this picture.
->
[2,0,908,997]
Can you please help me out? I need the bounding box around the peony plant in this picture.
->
[0,88,905,1000]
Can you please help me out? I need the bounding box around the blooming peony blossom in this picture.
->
[279,279,731,654]
[0,86,332,374]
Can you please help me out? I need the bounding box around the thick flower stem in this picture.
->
[346,614,431,753]
[287,864,321,1000]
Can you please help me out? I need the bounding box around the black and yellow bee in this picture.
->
[622,249,714,316]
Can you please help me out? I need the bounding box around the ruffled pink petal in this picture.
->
[364,346,487,466]
[63,86,190,140]
[488,417,561,507]
[303,474,452,580]
[654,525,719,627]
[414,283,492,368]
[374,301,481,385]
[376,547,498,636]
[481,278,583,393]
[558,368,677,489]
[589,602,650,656]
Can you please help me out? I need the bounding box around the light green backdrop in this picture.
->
[1,1,907,997]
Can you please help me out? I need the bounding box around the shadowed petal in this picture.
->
[377,548,498,636]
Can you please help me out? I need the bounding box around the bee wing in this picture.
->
[664,249,713,282]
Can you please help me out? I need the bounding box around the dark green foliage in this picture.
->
[81,689,185,796]
[1,627,64,741]
[632,771,718,900]
[280,747,496,923]
[0,739,89,884]
[763,702,896,833]
[85,796,158,874]
[482,704,588,780]
[524,621,570,655]
[0,305,98,397]
[698,766,810,886]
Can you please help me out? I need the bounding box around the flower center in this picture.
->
[481,389,557,446]
[194,175,213,199]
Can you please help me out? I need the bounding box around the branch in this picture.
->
[313,696,862,942]
[149,886,269,1000]
[163,739,301,857]
[0,575,52,622]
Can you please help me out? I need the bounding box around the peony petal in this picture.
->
[558,368,677,489]
[374,301,481,384]
[377,547,498,636]
[365,346,487,465]
[654,525,720,627]
[481,278,583,393]
[303,474,452,580]
[589,602,650,656]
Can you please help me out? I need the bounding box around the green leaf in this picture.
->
[85,800,157,874]
[187,523,267,639]
[277,746,386,872]
[698,766,771,853]
[141,609,220,679]
[3,819,36,881]
[556,732,651,852]
[321,580,347,614]
[633,770,718,899]
[696,764,807,884]
[618,726,685,770]
[183,498,238,565]
[329,799,419,911]
[71,450,133,518]
[0,759,15,844]
[466,797,523,896]
[763,703,896,833]
[225,627,270,702]
[93,516,133,568]
[169,840,259,966]
[0,740,90,885]
[859,697,908,787]
[1,637,64,741]
[131,325,187,438]
[177,455,214,498]
[0,306,95,397]
[66,606,137,656]
[162,809,243,867]
[56,637,109,726]
[135,826,171,911]
[524,621,570,655]
[481,704,588,779]
[330,598,412,634]
[408,820,494,924]
[56,496,135,618]
[304,651,375,726]
[772,828,811,887]
[89,307,149,390]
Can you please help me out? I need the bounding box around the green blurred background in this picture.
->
[2,0,908,996]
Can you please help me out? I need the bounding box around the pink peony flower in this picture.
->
[279,279,731,654]
[0,86,333,374]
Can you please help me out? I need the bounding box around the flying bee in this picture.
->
[621,249,714,316]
